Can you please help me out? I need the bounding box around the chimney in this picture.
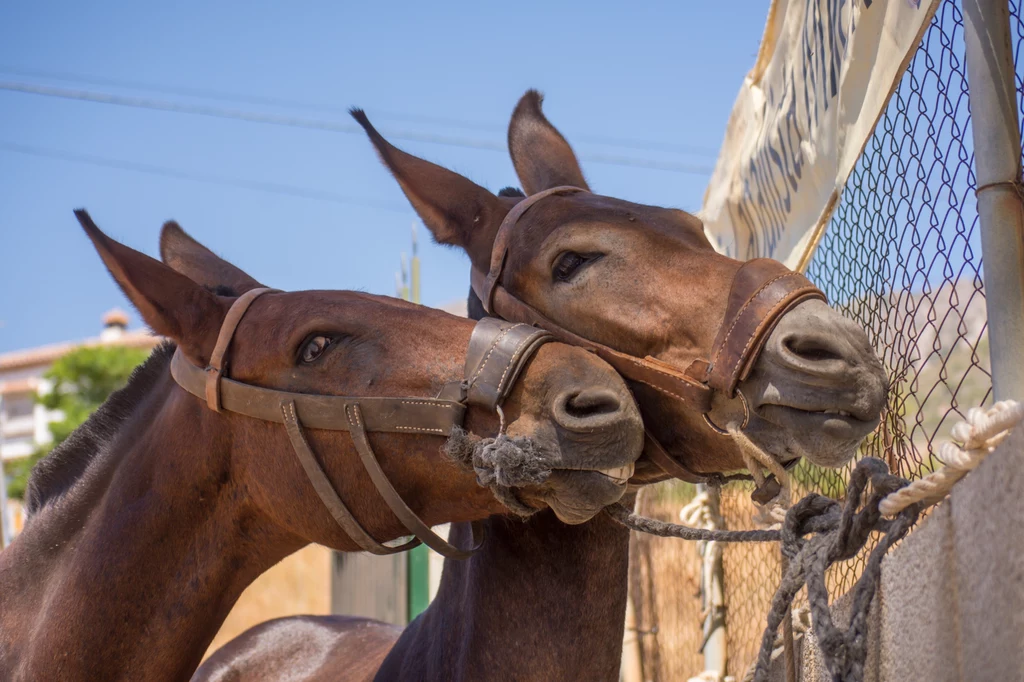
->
[100,308,129,341]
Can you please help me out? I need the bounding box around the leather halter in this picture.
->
[471,186,826,484]
[170,288,554,559]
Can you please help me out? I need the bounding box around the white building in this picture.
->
[0,310,161,540]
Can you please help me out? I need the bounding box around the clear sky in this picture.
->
[0,1,770,354]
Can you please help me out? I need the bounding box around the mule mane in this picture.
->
[25,342,175,515]
[498,187,525,198]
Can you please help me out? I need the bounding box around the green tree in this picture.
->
[5,345,150,500]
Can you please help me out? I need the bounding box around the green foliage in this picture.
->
[5,345,150,500]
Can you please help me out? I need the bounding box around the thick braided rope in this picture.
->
[751,458,920,682]
[879,399,1024,517]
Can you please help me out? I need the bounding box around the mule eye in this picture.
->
[300,335,332,364]
[552,252,599,282]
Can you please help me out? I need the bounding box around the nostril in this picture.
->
[783,335,844,363]
[562,389,623,420]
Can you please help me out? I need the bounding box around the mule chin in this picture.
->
[743,409,878,469]
[536,470,630,524]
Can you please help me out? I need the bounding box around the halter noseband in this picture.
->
[170,288,553,559]
[471,186,826,484]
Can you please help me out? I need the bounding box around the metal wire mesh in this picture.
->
[633,0,1007,678]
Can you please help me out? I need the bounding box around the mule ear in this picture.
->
[160,221,265,294]
[76,209,226,364]
[350,108,509,267]
[508,90,590,196]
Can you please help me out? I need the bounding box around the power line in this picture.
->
[0,140,411,211]
[0,80,717,175]
[0,65,720,158]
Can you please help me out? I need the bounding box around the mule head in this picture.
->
[352,92,887,479]
[155,220,643,525]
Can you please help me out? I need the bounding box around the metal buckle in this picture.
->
[701,390,750,436]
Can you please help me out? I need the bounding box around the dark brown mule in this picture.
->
[0,212,642,682]
[193,92,889,681]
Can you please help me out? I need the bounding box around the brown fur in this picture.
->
[0,212,640,682]
[193,91,888,681]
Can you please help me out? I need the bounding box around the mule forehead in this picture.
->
[522,194,709,244]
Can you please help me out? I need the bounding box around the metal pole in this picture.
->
[964,0,1024,401]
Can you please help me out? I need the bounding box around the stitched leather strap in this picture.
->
[693,258,826,397]
[469,189,827,485]
[172,307,549,559]
[173,349,466,435]
[206,287,279,411]
[479,186,585,313]
[282,399,416,555]
[469,276,714,413]
[464,318,554,412]
[345,404,485,559]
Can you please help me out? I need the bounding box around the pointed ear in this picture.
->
[508,90,590,196]
[350,108,509,267]
[160,221,265,294]
[76,209,227,364]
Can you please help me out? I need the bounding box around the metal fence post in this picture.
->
[964,0,1024,401]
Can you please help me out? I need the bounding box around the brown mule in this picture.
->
[193,92,889,681]
[0,211,642,682]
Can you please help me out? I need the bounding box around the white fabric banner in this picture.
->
[701,0,939,270]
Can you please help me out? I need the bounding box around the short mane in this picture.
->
[24,342,175,515]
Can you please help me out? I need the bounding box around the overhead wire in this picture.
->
[0,65,720,158]
[0,140,410,212]
[0,80,717,175]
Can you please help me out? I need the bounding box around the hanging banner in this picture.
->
[701,0,939,270]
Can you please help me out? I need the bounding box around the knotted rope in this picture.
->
[878,400,1024,517]
[615,400,1022,682]
[442,426,553,517]
[750,458,919,682]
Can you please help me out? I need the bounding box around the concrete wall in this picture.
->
[764,427,1024,681]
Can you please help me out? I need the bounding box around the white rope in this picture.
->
[879,400,1024,517]
[688,671,735,682]
[727,422,792,527]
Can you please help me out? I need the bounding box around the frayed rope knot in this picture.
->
[442,426,553,517]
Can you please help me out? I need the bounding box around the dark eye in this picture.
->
[552,252,600,282]
[300,335,333,364]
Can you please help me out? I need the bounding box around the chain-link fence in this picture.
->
[631,0,1017,677]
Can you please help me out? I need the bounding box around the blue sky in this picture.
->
[0,1,770,354]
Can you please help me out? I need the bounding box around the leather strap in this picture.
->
[345,404,484,559]
[479,186,585,313]
[641,429,706,484]
[173,349,466,435]
[691,258,826,398]
[464,318,554,412]
[206,287,279,411]
[470,278,714,412]
[282,399,417,555]
[469,188,827,485]
[172,304,553,560]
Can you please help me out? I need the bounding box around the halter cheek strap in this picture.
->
[172,289,552,559]
[471,187,826,484]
